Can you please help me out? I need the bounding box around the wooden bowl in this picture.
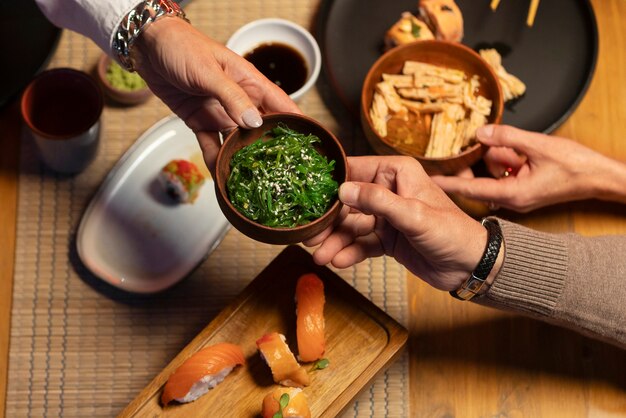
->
[96,54,152,105]
[361,40,503,175]
[215,113,348,245]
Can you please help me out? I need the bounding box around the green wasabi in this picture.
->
[106,60,147,91]
[227,124,338,228]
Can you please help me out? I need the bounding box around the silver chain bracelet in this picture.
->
[111,0,189,72]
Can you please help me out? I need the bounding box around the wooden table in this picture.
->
[408,1,626,416]
[1,0,625,416]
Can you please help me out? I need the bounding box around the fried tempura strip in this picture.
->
[402,61,465,84]
[400,99,444,113]
[370,92,389,137]
[463,110,487,147]
[397,83,463,101]
[425,104,465,157]
[451,119,469,155]
[382,73,414,88]
[413,75,446,88]
[376,81,405,113]
[480,49,526,101]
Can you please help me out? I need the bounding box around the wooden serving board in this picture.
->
[119,245,408,418]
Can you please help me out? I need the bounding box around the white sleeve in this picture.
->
[35,0,141,55]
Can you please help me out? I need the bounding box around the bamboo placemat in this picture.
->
[6,1,409,417]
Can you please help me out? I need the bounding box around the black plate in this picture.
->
[315,0,598,133]
[0,0,61,108]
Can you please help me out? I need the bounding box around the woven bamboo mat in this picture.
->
[6,1,409,417]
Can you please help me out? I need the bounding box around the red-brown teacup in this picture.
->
[21,68,104,174]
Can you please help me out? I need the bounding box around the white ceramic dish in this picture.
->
[226,18,321,102]
[76,116,230,293]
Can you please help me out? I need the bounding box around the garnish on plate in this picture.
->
[227,124,338,228]
[272,393,290,418]
[262,387,311,418]
[411,20,422,37]
[310,358,330,371]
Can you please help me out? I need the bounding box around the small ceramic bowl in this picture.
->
[361,40,503,175]
[215,113,348,245]
[96,54,152,105]
[226,18,321,102]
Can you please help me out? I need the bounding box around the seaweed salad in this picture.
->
[227,124,338,228]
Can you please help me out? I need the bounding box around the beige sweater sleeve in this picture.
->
[474,218,626,349]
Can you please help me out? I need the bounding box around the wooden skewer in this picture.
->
[490,0,501,11]
[527,0,540,26]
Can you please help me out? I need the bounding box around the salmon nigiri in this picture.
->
[262,387,311,418]
[295,273,326,362]
[161,342,245,405]
[256,332,310,387]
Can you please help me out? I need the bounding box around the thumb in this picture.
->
[339,182,422,233]
[210,79,263,129]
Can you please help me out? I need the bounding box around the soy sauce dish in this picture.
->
[215,113,348,245]
[226,18,321,102]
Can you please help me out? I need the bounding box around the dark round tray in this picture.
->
[315,0,598,134]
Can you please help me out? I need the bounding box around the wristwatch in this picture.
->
[111,0,189,72]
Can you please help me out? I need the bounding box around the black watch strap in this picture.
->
[450,218,503,301]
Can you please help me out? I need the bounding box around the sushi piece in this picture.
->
[295,273,326,362]
[159,159,205,203]
[384,12,434,50]
[262,387,311,418]
[256,332,310,387]
[418,0,464,42]
[161,342,245,405]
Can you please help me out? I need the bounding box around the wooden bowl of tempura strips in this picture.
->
[215,113,348,245]
[96,54,152,105]
[361,40,503,175]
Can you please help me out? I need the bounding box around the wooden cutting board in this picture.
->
[119,245,408,417]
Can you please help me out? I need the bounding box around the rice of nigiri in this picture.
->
[161,342,245,405]
[295,273,326,362]
[262,387,311,418]
[256,332,310,387]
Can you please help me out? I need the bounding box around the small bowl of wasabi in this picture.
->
[96,54,152,105]
[215,113,348,245]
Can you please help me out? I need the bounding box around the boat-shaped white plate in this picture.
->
[77,116,230,293]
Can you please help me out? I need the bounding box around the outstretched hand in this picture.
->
[305,156,489,291]
[133,18,301,172]
[432,124,623,212]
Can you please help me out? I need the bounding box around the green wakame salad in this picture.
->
[227,124,338,228]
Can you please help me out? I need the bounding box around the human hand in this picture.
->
[304,156,490,291]
[432,124,626,212]
[132,18,301,172]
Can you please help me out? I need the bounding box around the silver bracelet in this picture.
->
[111,0,189,72]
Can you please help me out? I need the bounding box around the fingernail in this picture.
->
[339,183,359,205]
[477,124,494,139]
[241,108,262,128]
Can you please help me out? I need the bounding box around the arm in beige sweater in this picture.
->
[476,218,626,348]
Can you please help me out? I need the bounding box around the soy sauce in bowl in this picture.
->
[244,43,308,95]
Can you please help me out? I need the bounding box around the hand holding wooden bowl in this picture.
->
[361,40,503,175]
[215,113,348,245]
